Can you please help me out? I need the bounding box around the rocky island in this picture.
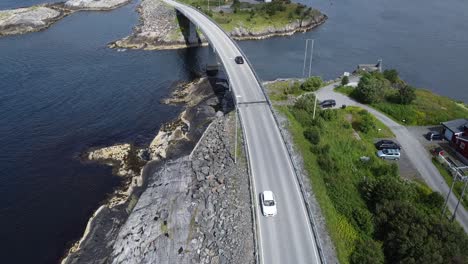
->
[110,0,327,50]
[0,0,132,37]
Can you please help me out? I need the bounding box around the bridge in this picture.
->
[164,0,323,263]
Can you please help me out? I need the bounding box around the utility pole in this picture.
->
[451,176,468,222]
[312,95,317,119]
[302,39,314,77]
[308,39,314,78]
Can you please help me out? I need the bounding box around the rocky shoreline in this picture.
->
[109,0,327,50]
[0,0,132,37]
[61,75,248,263]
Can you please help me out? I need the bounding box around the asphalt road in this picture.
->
[164,0,322,263]
[316,79,468,233]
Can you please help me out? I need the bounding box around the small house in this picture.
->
[441,118,468,159]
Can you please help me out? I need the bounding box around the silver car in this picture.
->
[377,149,400,160]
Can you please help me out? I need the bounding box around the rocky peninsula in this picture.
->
[110,0,327,50]
[0,0,132,37]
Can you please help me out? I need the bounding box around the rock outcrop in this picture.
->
[0,0,132,37]
[229,14,327,40]
[109,0,206,50]
[0,5,67,36]
[64,0,132,10]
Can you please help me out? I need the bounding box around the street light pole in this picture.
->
[234,95,242,164]
[451,177,468,222]
[312,94,317,119]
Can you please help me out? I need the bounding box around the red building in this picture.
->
[441,118,468,159]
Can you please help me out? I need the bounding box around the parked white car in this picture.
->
[377,149,400,160]
[260,191,277,217]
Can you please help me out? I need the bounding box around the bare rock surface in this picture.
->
[0,0,132,37]
[111,116,254,264]
[0,5,64,36]
[109,0,206,50]
[64,0,132,10]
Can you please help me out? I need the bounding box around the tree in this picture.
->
[341,76,349,86]
[351,207,374,235]
[383,69,399,83]
[398,85,416,104]
[354,73,385,103]
[301,76,323,91]
[350,238,384,264]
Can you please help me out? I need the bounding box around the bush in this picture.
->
[317,154,336,172]
[320,109,338,121]
[301,76,323,91]
[398,85,417,105]
[350,238,384,264]
[293,94,316,112]
[354,73,385,103]
[341,76,349,86]
[383,69,399,83]
[351,207,374,235]
[304,127,320,145]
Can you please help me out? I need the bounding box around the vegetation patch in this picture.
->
[265,76,324,102]
[335,70,468,125]
[277,94,468,264]
[179,0,322,33]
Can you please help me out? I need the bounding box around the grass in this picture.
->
[179,0,321,33]
[335,85,468,126]
[432,158,467,209]
[334,85,354,97]
[265,80,305,102]
[276,105,397,263]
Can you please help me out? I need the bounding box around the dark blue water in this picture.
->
[240,0,468,103]
[0,1,211,263]
[1,0,467,263]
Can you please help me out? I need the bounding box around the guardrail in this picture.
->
[168,2,326,263]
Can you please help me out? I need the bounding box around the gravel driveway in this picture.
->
[315,78,468,232]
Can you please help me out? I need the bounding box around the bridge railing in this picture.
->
[169,1,327,263]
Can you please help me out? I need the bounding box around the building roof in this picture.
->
[442,118,468,133]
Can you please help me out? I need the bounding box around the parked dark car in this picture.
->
[234,56,244,64]
[375,140,401,150]
[425,131,443,141]
[320,99,336,108]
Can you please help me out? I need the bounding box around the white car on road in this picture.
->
[261,191,277,217]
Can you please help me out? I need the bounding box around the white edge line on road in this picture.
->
[240,107,266,264]
[269,110,321,263]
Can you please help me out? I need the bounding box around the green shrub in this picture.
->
[350,238,384,264]
[293,94,316,112]
[304,127,320,145]
[320,109,338,121]
[341,76,349,86]
[317,154,337,172]
[301,76,323,91]
[398,85,417,105]
[355,73,385,103]
[351,207,374,235]
[383,69,399,83]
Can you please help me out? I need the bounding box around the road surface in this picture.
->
[163,0,322,263]
[316,79,468,233]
